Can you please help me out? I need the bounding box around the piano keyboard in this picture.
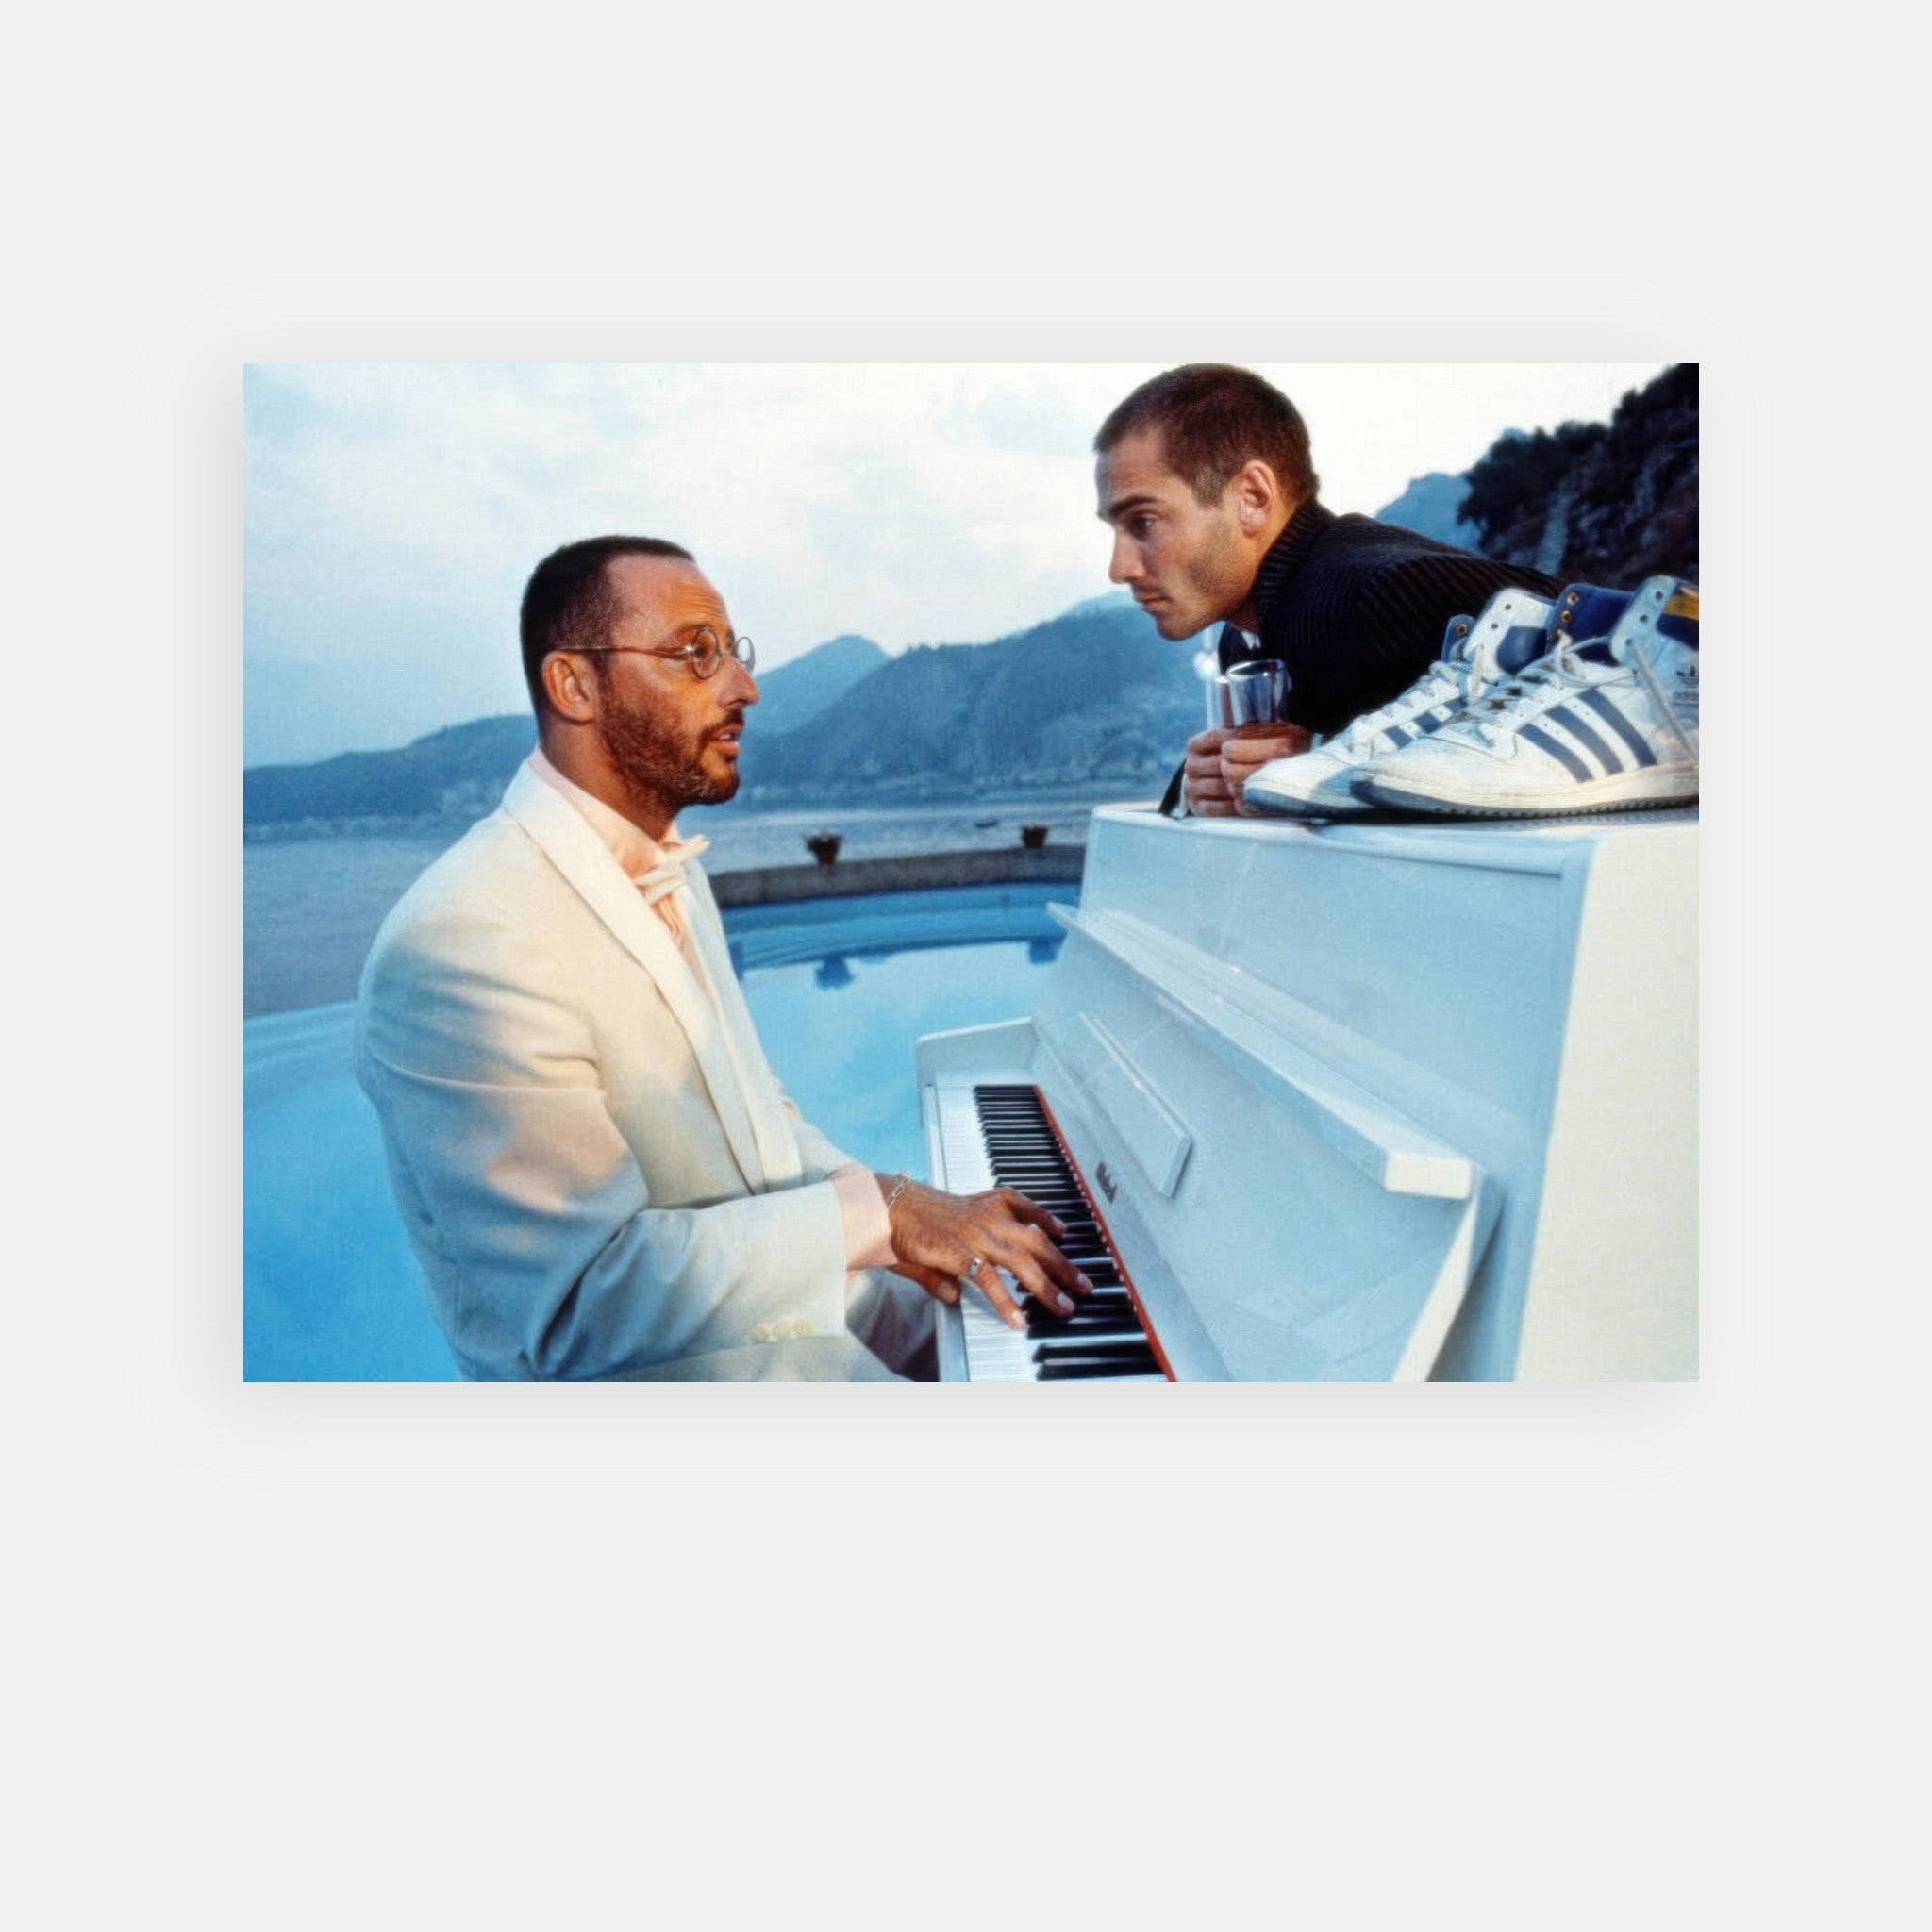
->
[947,1084,1170,1383]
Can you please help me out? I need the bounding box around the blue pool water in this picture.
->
[243,884,1069,1380]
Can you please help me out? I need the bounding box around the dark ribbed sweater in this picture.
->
[1159,502,1564,813]
[1241,500,1564,733]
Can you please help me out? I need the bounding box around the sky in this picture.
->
[243,361,1668,767]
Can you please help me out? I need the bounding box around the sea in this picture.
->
[243,789,1137,1018]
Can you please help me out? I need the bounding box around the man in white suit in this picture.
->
[356,536,1089,1380]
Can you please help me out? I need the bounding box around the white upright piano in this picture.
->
[918,804,1697,1381]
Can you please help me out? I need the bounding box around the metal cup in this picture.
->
[1212,658,1288,733]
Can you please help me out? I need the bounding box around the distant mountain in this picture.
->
[242,630,891,830]
[741,598,1196,803]
[1056,591,1141,621]
[243,605,1198,831]
[243,713,537,832]
[1375,472,1479,549]
[751,633,886,735]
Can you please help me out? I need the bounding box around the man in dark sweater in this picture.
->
[1094,365,1563,816]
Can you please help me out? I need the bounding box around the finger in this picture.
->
[1185,726,1232,757]
[1221,741,1284,774]
[998,1188,1071,1243]
[963,1257,1026,1331]
[1224,737,1299,774]
[891,1262,960,1306]
[996,1215,1092,1300]
[981,1228,1083,1315]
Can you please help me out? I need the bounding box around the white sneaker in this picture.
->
[1357,577,1699,817]
[1242,589,1557,817]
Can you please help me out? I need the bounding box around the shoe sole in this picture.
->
[1241,786,1374,818]
[1359,765,1697,817]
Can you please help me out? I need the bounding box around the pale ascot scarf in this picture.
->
[528,748,712,988]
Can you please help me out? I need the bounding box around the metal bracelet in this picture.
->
[883,1172,915,1210]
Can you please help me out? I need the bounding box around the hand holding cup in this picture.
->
[1208,659,1312,814]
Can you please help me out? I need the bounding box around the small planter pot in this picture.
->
[1019,824,1049,850]
[806,832,842,866]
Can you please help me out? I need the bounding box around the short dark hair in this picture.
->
[1094,364,1320,507]
[518,535,695,713]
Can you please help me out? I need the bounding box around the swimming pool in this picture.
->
[242,883,1069,1380]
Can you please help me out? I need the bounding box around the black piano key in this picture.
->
[1024,1307,1142,1340]
[1024,1305,1138,1331]
[1027,1291,1132,1316]
[1025,1321,1138,1344]
[1032,1338,1158,1363]
[1024,1291,1130,1314]
[970,1083,1165,1383]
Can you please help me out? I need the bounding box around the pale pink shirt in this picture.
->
[527,750,896,1272]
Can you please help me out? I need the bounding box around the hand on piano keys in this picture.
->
[874,1174,1091,1331]
[941,1086,1170,1381]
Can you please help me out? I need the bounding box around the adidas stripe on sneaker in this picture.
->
[1241,588,1557,818]
[1356,577,1699,818]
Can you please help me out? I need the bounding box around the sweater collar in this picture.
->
[1250,498,1336,623]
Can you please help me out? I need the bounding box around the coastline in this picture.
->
[244,792,1135,1018]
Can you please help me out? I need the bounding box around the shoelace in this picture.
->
[1467,636,1604,746]
[1630,637,1698,765]
[1342,659,1464,753]
[1469,631,1698,767]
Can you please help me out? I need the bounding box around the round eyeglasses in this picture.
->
[568,625,756,680]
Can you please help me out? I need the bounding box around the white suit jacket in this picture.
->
[355,763,914,1380]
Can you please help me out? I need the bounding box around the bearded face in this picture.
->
[595,666,746,820]
[555,554,757,831]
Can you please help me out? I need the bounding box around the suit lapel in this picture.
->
[500,765,767,1191]
[682,870,805,1189]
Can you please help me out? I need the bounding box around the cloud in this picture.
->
[242,360,1666,763]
